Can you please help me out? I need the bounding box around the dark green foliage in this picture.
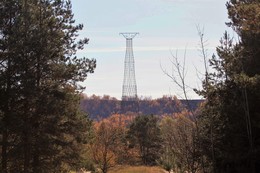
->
[127,115,162,165]
[198,0,260,172]
[0,0,96,172]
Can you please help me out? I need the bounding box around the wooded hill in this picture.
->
[80,95,203,119]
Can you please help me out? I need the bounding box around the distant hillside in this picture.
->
[80,95,203,119]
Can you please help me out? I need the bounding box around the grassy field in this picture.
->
[108,165,166,173]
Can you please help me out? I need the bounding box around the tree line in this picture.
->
[80,94,202,119]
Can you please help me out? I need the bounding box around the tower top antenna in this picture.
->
[120,32,139,39]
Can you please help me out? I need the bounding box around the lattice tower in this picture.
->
[120,32,139,101]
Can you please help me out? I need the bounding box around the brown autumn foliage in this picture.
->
[89,110,201,172]
[90,114,138,173]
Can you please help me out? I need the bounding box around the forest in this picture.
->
[0,0,260,173]
[80,94,202,119]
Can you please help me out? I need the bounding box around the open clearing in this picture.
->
[108,165,166,173]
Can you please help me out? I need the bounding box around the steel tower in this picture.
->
[120,32,139,112]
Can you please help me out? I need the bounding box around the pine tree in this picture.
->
[198,0,260,172]
[127,115,162,165]
[0,0,96,172]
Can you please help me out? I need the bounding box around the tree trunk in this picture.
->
[23,131,29,173]
[23,110,30,173]
[33,150,39,173]
[2,129,8,173]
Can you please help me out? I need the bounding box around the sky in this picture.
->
[72,0,233,100]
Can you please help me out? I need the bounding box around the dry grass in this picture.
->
[108,165,166,173]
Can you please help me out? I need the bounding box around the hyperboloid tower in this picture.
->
[120,32,139,113]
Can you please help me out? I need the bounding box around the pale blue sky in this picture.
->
[72,0,232,99]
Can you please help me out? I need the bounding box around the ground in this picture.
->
[108,165,167,173]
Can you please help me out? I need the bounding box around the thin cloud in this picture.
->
[78,46,216,54]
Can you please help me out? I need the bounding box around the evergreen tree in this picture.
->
[127,115,161,165]
[198,0,260,172]
[0,0,96,172]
